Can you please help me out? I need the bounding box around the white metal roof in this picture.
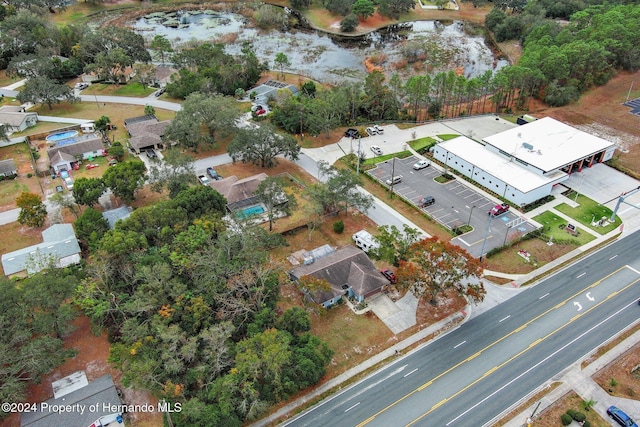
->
[439,136,562,193]
[482,117,615,173]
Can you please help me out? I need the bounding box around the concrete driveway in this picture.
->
[367,291,418,334]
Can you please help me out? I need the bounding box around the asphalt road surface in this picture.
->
[284,230,640,427]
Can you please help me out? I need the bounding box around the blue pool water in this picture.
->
[46,130,79,142]
[237,205,265,219]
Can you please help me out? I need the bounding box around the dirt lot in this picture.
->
[593,341,640,400]
[529,392,610,427]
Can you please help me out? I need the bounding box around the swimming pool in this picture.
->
[237,205,265,219]
[46,130,79,142]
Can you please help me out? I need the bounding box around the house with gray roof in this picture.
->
[0,158,17,177]
[0,105,38,133]
[47,134,106,173]
[124,115,171,154]
[21,372,125,427]
[290,246,387,308]
[1,223,81,277]
[102,206,132,229]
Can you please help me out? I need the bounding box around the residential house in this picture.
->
[249,79,299,106]
[210,173,268,211]
[102,206,133,229]
[0,105,38,133]
[0,158,17,177]
[1,223,81,277]
[21,372,125,427]
[124,115,171,154]
[290,246,388,308]
[152,66,177,87]
[47,134,106,173]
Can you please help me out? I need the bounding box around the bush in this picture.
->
[560,413,573,425]
[566,409,576,419]
[583,421,591,427]
[333,220,344,234]
[573,412,586,422]
[340,14,359,32]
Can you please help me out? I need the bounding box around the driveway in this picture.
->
[367,291,418,334]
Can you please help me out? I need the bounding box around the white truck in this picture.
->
[352,230,380,253]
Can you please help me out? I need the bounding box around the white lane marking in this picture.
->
[574,302,583,311]
[446,301,638,426]
[610,255,618,260]
[404,368,419,378]
[499,315,511,323]
[454,341,467,349]
[458,238,470,247]
[344,402,360,412]
[577,272,586,278]
[586,292,594,301]
[628,265,640,275]
[539,293,550,300]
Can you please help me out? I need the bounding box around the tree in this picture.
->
[74,206,110,250]
[370,224,423,266]
[341,14,360,32]
[397,237,485,305]
[148,149,196,198]
[95,115,111,132]
[377,0,416,19]
[150,35,173,65]
[17,192,47,227]
[134,63,156,89]
[72,177,106,207]
[305,163,373,215]
[273,52,291,80]
[85,47,133,84]
[102,161,146,203]
[228,124,300,168]
[254,177,297,231]
[16,76,77,110]
[144,104,156,116]
[276,307,310,335]
[49,192,80,219]
[352,0,375,20]
[108,142,125,161]
[171,185,227,221]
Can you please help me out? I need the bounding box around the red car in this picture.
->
[255,108,267,116]
[489,203,510,217]
[380,269,397,284]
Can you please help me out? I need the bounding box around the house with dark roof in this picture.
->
[46,134,106,173]
[0,158,17,177]
[290,246,387,308]
[21,372,125,427]
[1,223,81,277]
[123,115,171,154]
[210,173,269,210]
[0,105,38,133]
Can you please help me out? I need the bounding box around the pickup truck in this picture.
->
[489,203,510,217]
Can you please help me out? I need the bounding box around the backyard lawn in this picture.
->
[83,82,157,97]
[555,192,622,234]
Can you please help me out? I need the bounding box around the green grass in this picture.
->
[532,211,597,245]
[434,174,455,183]
[554,192,622,235]
[85,83,156,97]
[363,151,412,165]
[407,137,437,152]
[436,134,460,141]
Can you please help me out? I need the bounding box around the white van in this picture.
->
[352,230,380,253]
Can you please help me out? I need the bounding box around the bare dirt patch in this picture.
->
[593,341,640,400]
[528,392,609,427]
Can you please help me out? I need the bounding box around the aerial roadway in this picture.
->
[285,230,640,427]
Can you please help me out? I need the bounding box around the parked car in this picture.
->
[366,127,378,136]
[489,203,510,217]
[607,406,638,427]
[420,196,435,207]
[255,108,267,116]
[145,149,157,159]
[413,159,430,170]
[373,125,384,134]
[154,88,166,97]
[345,128,359,138]
[370,145,383,156]
[251,104,263,112]
[74,82,89,90]
[108,158,118,166]
[207,167,222,180]
[197,175,210,185]
[385,175,403,185]
[64,177,74,190]
[380,269,397,284]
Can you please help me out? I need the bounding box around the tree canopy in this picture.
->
[102,160,146,203]
[228,124,300,168]
[16,191,47,227]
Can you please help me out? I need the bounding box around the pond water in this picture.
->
[133,11,509,84]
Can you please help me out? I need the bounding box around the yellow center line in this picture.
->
[354,265,634,427]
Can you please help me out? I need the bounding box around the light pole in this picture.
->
[390,156,396,198]
[356,136,362,176]
[467,205,476,227]
[479,212,494,262]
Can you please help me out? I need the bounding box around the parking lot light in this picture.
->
[467,205,477,227]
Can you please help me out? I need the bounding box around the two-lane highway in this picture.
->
[285,231,640,427]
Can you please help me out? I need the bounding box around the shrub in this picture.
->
[333,220,344,234]
[340,14,359,32]
[573,412,586,422]
[583,421,591,427]
[566,409,576,418]
[610,378,618,386]
[560,413,573,425]
[26,173,33,178]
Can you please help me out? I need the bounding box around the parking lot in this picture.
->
[368,156,539,258]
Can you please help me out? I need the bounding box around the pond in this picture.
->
[132,10,509,84]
